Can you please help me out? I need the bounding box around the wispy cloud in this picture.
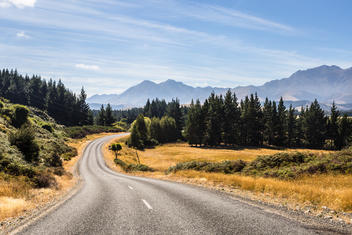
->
[172,2,295,34]
[75,64,100,71]
[0,0,36,8]
[16,31,29,38]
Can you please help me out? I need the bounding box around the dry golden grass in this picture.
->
[167,171,352,212]
[104,138,352,212]
[0,132,119,222]
[107,141,330,171]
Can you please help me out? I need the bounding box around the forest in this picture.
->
[0,69,92,126]
[185,91,352,150]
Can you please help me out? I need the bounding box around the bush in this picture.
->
[41,123,53,133]
[11,105,29,128]
[47,152,63,167]
[61,147,78,161]
[9,125,39,162]
[0,101,3,109]
[114,158,154,172]
[167,160,246,174]
[33,171,57,188]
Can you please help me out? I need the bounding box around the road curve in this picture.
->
[15,134,343,234]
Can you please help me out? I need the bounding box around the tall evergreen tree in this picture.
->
[303,100,327,148]
[105,103,115,126]
[277,97,287,146]
[96,105,106,126]
[328,102,340,149]
[287,105,297,147]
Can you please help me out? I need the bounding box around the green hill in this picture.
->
[0,98,76,188]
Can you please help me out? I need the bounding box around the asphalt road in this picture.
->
[16,134,344,235]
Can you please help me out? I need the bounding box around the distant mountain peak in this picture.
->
[87,65,352,110]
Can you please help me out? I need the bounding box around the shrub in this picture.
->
[166,160,246,174]
[0,101,3,109]
[11,105,29,128]
[60,146,77,161]
[48,153,63,167]
[33,171,57,188]
[41,123,53,133]
[9,125,39,162]
[114,158,154,172]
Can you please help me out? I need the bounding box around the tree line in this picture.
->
[126,98,186,149]
[0,69,92,126]
[185,90,352,150]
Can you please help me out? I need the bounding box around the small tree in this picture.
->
[111,143,122,159]
[9,125,39,162]
[11,105,29,128]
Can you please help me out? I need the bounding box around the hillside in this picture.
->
[87,65,352,110]
[0,98,77,220]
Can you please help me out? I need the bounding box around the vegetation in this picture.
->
[64,125,123,139]
[167,149,352,179]
[0,69,93,126]
[114,158,154,172]
[0,99,77,189]
[110,143,122,158]
[185,91,352,150]
[127,114,178,149]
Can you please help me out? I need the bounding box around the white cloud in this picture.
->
[16,31,29,38]
[75,64,100,71]
[0,0,36,8]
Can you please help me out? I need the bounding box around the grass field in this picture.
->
[104,138,352,214]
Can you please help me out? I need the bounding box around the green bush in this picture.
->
[11,105,29,128]
[0,101,3,109]
[47,152,63,167]
[114,158,154,172]
[9,125,40,162]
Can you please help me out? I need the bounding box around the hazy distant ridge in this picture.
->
[88,65,352,110]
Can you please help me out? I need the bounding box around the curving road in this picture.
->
[16,134,343,234]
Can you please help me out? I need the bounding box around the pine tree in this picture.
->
[277,97,287,146]
[223,90,235,146]
[167,98,183,139]
[336,114,351,149]
[185,100,198,146]
[327,102,340,149]
[303,100,327,148]
[105,103,116,126]
[287,105,297,147]
[263,98,274,145]
[97,105,106,126]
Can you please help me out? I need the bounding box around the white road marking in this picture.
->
[142,199,153,210]
[128,185,134,190]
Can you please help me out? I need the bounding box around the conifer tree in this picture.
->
[303,100,327,148]
[277,97,287,146]
[97,105,106,126]
[287,105,297,147]
[328,102,340,149]
[105,103,116,126]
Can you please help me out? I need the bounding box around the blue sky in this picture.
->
[0,0,351,96]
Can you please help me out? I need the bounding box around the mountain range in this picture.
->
[87,65,352,110]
